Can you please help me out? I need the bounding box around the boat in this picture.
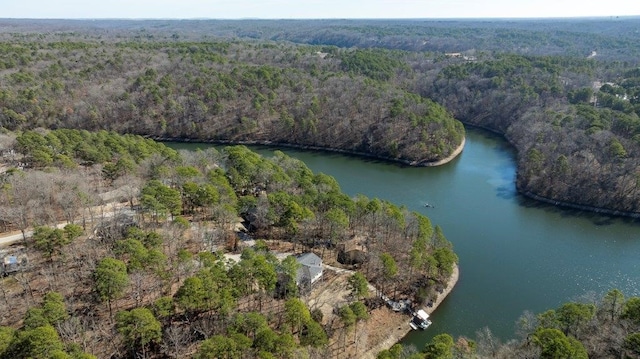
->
[409,309,432,330]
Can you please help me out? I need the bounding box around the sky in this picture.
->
[2,0,639,20]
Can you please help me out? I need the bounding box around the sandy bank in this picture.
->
[415,137,465,167]
[360,264,460,359]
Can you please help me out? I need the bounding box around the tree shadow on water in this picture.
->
[514,195,640,227]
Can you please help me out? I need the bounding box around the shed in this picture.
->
[337,235,368,265]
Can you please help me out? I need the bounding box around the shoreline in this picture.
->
[158,136,466,167]
[464,124,640,220]
[419,137,465,167]
[360,264,460,359]
[519,189,640,219]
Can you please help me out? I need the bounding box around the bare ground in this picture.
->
[359,265,460,359]
[253,240,462,359]
[302,260,460,359]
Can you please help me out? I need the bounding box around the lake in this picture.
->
[168,127,640,347]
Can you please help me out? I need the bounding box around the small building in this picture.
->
[337,235,368,266]
[295,252,323,288]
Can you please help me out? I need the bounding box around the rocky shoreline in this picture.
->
[361,264,460,359]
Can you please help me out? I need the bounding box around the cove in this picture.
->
[167,127,640,346]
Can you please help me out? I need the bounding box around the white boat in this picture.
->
[409,309,432,330]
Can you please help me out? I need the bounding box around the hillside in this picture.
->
[0,130,458,358]
[0,24,464,166]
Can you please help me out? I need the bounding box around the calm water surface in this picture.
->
[170,128,640,346]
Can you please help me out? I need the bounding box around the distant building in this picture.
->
[445,52,476,62]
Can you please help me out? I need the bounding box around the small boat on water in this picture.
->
[409,309,432,330]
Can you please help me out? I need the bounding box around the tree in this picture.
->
[63,223,83,242]
[324,207,349,243]
[174,276,206,315]
[609,138,627,159]
[424,333,454,359]
[228,333,252,357]
[380,253,398,279]
[623,297,640,325]
[94,257,129,318]
[376,343,403,359]
[433,247,458,280]
[23,308,49,330]
[229,312,268,340]
[115,308,162,359]
[152,296,175,320]
[32,227,66,261]
[338,305,356,348]
[41,291,68,326]
[198,264,237,316]
[349,301,369,321]
[3,325,65,359]
[532,328,588,359]
[299,320,328,348]
[409,238,428,275]
[624,332,640,357]
[114,237,167,276]
[284,298,311,335]
[347,272,370,301]
[599,288,625,322]
[555,302,595,336]
[379,253,398,296]
[278,255,301,299]
[254,327,278,354]
[273,332,296,358]
[0,326,15,354]
[253,255,277,309]
[349,301,369,353]
[141,180,182,223]
[32,224,83,262]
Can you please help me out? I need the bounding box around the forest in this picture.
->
[0,129,457,358]
[2,18,640,215]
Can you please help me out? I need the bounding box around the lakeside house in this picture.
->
[274,252,323,298]
[295,252,323,293]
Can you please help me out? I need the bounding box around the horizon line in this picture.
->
[1,15,639,21]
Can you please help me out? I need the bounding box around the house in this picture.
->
[295,252,323,287]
